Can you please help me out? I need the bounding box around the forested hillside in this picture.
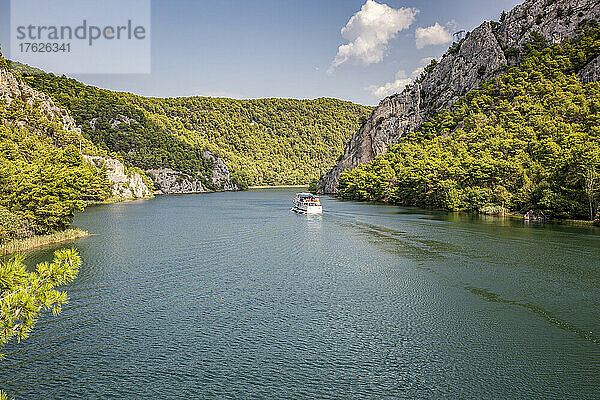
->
[0,53,111,242]
[338,23,600,221]
[15,69,373,186]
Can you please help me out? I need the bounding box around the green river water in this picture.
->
[1,189,599,399]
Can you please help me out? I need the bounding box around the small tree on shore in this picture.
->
[584,166,598,221]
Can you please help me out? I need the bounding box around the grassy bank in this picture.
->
[0,228,89,256]
[85,195,154,206]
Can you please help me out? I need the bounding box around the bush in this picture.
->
[308,179,318,193]
[448,42,461,55]
[0,206,32,243]
[480,205,508,216]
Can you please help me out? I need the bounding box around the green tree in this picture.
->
[0,249,80,398]
[584,165,599,220]
[337,22,600,221]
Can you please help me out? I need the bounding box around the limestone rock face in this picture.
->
[83,155,152,200]
[420,22,507,114]
[318,0,600,193]
[145,169,208,194]
[318,22,505,194]
[202,151,239,191]
[577,54,600,83]
[146,151,238,194]
[318,87,422,193]
[495,0,600,50]
[0,67,80,133]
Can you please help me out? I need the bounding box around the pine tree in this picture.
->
[0,249,80,398]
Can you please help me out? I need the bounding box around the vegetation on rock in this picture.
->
[1,53,112,241]
[14,68,373,186]
[338,23,600,220]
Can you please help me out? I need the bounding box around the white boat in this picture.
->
[292,193,322,215]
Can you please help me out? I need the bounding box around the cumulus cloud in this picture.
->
[415,22,452,49]
[328,0,418,73]
[367,57,436,99]
[366,70,413,99]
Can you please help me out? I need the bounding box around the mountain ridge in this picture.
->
[318,0,600,193]
[11,65,373,191]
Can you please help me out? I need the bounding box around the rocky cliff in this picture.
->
[88,115,239,195]
[318,0,600,193]
[578,54,600,83]
[147,151,238,194]
[83,155,152,200]
[0,66,80,133]
[1,64,152,200]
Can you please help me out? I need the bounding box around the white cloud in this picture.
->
[328,0,418,73]
[415,22,452,49]
[367,70,413,98]
[367,57,436,99]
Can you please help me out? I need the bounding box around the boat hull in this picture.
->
[292,205,322,215]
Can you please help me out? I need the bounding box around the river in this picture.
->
[1,189,599,399]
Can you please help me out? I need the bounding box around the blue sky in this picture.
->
[0,0,522,105]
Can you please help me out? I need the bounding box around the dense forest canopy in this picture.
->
[338,23,600,221]
[1,51,372,240]
[0,54,111,241]
[14,69,373,186]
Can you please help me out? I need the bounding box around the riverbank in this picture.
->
[249,185,308,189]
[0,228,89,256]
[85,195,154,206]
[336,196,600,227]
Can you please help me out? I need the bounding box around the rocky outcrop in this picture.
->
[1,64,152,201]
[146,151,238,194]
[318,0,600,193]
[0,66,80,132]
[421,22,507,113]
[495,0,600,49]
[577,55,600,83]
[83,155,152,200]
[524,210,547,221]
[146,169,208,194]
[202,151,239,191]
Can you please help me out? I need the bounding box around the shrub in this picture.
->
[480,205,508,216]
[0,206,32,243]
[448,42,461,55]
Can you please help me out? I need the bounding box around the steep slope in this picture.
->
[336,21,600,221]
[1,50,160,242]
[1,62,152,202]
[14,70,373,189]
[1,57,102,239]
[318,0,600,193]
